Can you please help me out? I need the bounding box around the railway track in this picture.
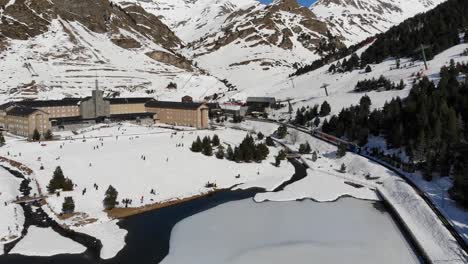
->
[246,117,468,255]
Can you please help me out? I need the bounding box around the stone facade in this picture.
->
[0,92,210,138]
[4,107,51,138]
[145,101,209,129]
[80,90,111,119]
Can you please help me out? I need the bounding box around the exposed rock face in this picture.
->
[146,51,193,71]
[187,0,330,55]
[0,0,182,49]
[111,37,141,49]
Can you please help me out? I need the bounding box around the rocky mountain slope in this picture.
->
[129,0,337,100]
[0,0,228,101]
[0,0,452,102]
[311,0,447,45]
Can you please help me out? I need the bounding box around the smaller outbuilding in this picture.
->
[246,97,276,114]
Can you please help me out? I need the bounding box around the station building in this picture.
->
[0,89,210,139]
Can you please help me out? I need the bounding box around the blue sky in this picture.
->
[258,0,317,6]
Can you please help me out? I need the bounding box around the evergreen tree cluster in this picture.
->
[292,0,467,78]
[275,125,288,139]
[354,76,405,92]
[290,37,375,77]
[320,62,468,205]
[360,0,468,65]
[225,134,270,163]
[293,101,331,127]
[294,105,318,126]
[191,135,219,156]
[299,142,312,154]
[328,53,363,74]
[47,166,74,194]
[322,95,373,147]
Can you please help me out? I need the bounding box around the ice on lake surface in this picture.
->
[162,198,419,264]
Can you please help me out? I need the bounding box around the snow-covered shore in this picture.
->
[0,122,293,259]
[251,124,468,263]
[0,167,25,254]
[9,226,86,256]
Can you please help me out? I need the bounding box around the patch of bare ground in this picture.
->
[107,190,220,219]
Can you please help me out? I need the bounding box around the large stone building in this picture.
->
[145,100,209,129]
[2,106,51,138]
[0,91,210,138]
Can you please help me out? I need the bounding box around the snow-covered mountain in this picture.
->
[311,0,447,45]
[0,0,228,102]
[0,0,452,102]
[112,0,335,100]
[114,0,257,44]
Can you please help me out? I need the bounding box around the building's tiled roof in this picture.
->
[18,98,82,107]
[6,106,42,117]
[145,101,206,110]
[246,97,276,104]
[0,102,15,110]
[105,97,155,105]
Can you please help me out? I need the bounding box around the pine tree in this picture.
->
[32,129,41,141]
[275,156,281,167]
[277,149,287,160]
[313,117,320,127]
[257,132,264,140]
[305,142,311,153]
[336,143,347,158]
[0,132,5,146]
[319,101,331,117]
[47,166,66,193]
[299,142,311,154]
[365,65,372,73]
[340,163,346,173]
[276,125,288,139]
[255,143,269,161]
[294,109,305,125]
[266,136,275,146]
[311,151,318,162]
[234,146,242,162]
[62,197,75,214]
[226,145,234,160]
[215,145,225,159]
[63,178,74,191]
[202,140,213,156]
[44,130,53,140]
[191,136,203,152]
[103,185,118,210]
[211,134,220,146]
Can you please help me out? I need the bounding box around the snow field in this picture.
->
[9,226,86,257]
[0,122,294,258]
[0,166,25,253]
[253,124,468,263]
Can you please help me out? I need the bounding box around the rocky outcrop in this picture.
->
[146,51,193,71]
[187,0,330,54]
[0,0,182,50]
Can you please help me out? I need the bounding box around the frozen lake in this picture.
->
[162,198,421,264]
[1,191,422,264]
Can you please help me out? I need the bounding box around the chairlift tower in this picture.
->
[415,44,431,70]
[321,83,330,97]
